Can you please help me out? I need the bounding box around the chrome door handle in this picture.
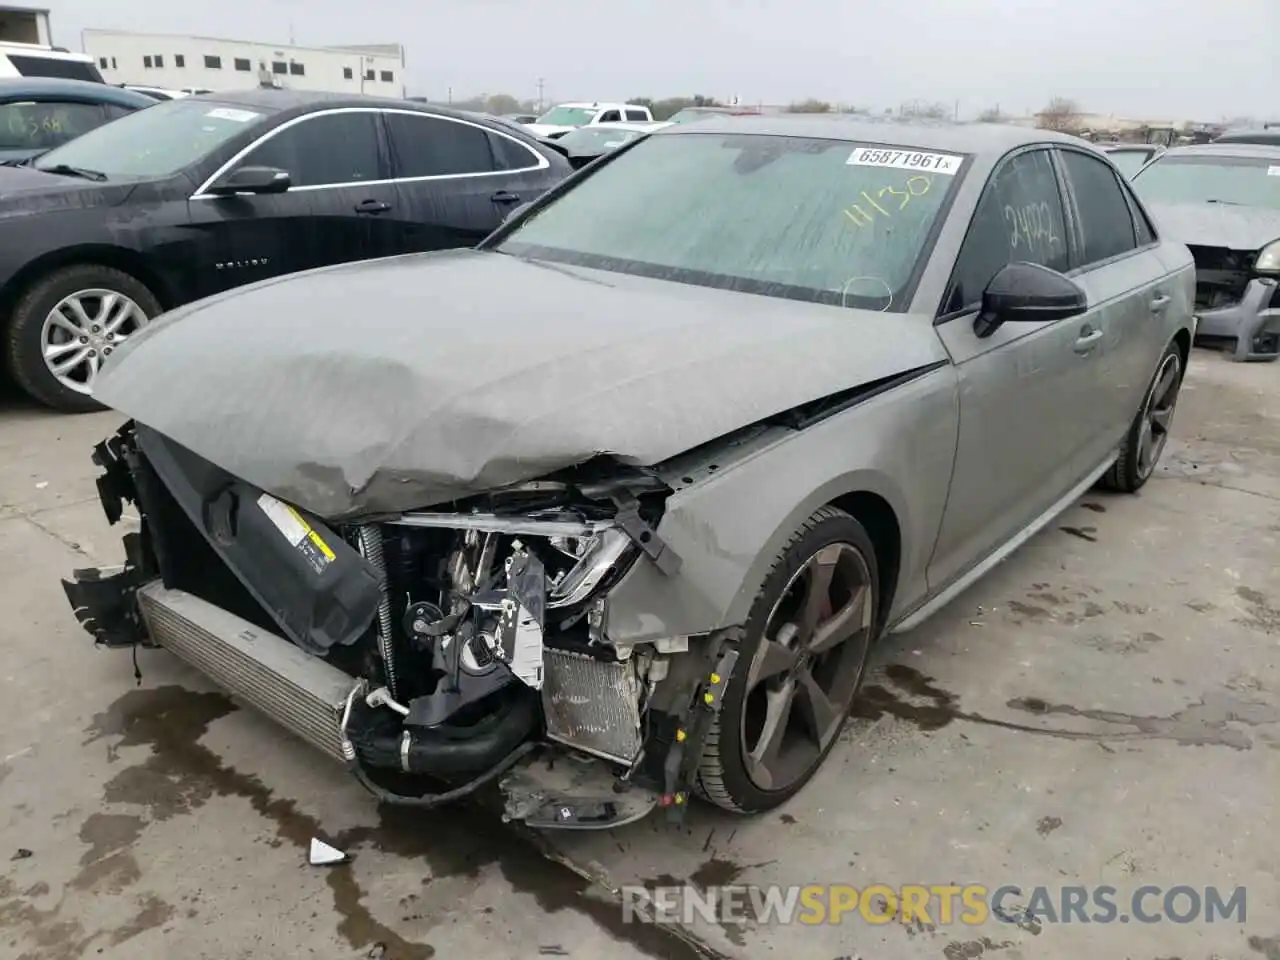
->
[1150,294,1171,312]
[1073,328,1104,354]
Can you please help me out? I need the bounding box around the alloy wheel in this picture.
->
[1136,352,1181,480]
[40,289,149,396]
[740,542,875,792]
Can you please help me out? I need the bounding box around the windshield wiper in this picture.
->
[39,164,107,182]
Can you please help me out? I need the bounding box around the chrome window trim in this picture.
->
[190,106,549,199]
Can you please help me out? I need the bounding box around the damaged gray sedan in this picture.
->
[63,118,1196,828]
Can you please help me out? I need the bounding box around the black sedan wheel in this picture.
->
[5,264,159,413]
[697,506,879,813]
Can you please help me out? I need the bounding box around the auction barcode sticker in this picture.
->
[847,148,963,175]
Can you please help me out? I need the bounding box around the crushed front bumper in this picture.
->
[1195,276,1280,361]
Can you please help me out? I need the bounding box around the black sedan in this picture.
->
[0,77,156,164]
[0,89,571,411]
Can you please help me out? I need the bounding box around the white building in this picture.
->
[82,29,406,98]
[0,5,52,46]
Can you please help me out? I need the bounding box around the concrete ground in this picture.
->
[1,351,1277,960]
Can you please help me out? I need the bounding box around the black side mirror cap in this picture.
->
[974,261,1088,338]
[207,165,291,196]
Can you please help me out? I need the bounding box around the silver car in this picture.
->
[63,118,1195,828]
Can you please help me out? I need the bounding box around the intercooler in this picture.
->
[135,581,354,762]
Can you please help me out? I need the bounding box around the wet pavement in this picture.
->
[1,352,1277,959]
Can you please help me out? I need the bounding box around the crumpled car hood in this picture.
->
[95,249,948,519]
[1146,201,1280,252]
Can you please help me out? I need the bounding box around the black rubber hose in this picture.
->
[346,741,538,809]
[352,688,540,778]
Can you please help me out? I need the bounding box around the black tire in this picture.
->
[4,264,161,413]
[1098,341,1184,493]
[696,505,880,814]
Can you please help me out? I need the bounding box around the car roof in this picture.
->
[1213,128,1280,145]
[1158,141,1280,160]
[187,89,524,127]
[656,115,1090,157]
[0,76,154,106]
[579,121,664,132]
[555,101,638,110]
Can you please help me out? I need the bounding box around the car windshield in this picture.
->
[536,106,596,126]
[557,126,644,152]
[1107,149,1152,177]
[1132,154,1280,210]
[33,97,272,179]
[495,132,967,312]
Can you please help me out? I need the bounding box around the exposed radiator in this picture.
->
[136,582,355,763]
[540,648,643,765]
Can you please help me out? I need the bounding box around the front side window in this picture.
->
[386,113,494,177]
[1059,149,1137,265]
[0,101,106,151]
[598,110,621,123]
[1132,153,1280,211]
[34,97,273,179]
[1108,149,1153,177]
[945,149,1068,312]
[496,132,967,312]
[536,106,595,127]
[241,112,381,187]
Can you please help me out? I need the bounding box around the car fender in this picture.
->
[602,365,960,646]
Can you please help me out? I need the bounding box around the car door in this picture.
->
[186,109,397,297]
[928,146,1106,592]
[1054,146,1171,452]
[381,110,542,253]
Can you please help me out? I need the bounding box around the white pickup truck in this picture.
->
[525,101,654,139]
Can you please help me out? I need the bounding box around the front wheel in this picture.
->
[4,264,159,413]
[1099,342,1184,493]
[696,506,879,814]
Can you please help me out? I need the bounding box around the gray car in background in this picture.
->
[63,118,1194,826]
[1132,142,1280,360]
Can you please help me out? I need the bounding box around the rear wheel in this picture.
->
[696,506,879,813]
[1099,342,1183,493]
[4,264,159,413]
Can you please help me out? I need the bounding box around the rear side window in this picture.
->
[624,109,648,122]
[242,112,382,187]
[7,55,104,83]
[0,101,106,150]
[1059,149,1137,266]
[945,148,1069,313]
[385,113,495,177]
[488,131,542,172]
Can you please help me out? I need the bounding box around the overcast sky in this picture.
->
[47,0,1277,121]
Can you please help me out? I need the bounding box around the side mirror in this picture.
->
[974,261,1087,338]
[206,165,291,196]
[503,201,533,223]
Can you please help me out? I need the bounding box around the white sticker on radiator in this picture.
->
[1268,165,1280,177]
[257,493,308,546]
[509,607,545,690]
[846,147,963,175]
